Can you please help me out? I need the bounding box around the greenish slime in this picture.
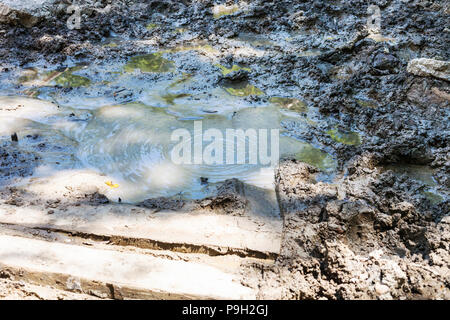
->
[270,97,307,113]
[327,128,361,146]
[295,144,336,171]
[124,53,175,73]
[54,66,91,88]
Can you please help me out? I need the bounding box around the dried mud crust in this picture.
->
[0,0,449,299]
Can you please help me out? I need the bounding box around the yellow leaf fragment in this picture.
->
[105,181,119,188]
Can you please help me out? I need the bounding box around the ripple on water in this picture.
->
[0,45,341,203]
[75,103,326,202]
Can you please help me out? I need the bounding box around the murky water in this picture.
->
[382,164,445,204]
[124,53,175,73]
[0,45,340,203]
[70,102,324,202]
[327,128,361,145]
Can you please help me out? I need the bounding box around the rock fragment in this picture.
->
[10,133,18,142]
[407,58,450,81]
[0,2,40,27]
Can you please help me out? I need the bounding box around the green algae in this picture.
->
[224,83,264,97]
[422,191,444,205]
[124,53,175,73]
[162,93,192,105]
[104,42,118,48]
[356,99,378,109]
[146,23,158,30]
[215,64,251,76]
[18,68,64,88]
[327,128,361,146]
[269,97,307,113]
[295,144,336,171]
[173,27,188,33]
[53,66,91,88]
[18,68,39,85]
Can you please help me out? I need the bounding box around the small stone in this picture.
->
[407,58,450,81]
[373,52,398,71]
[0,2,40,27]
[11,132,18,142]
[369,249,383,260]
[375,283,390,295]
[66,276,82,292]
[201,109,218,114]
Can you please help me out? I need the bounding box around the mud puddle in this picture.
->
[0,45,339,203]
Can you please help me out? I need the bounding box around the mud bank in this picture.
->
[245,158,449,299]
[0,0,449,299]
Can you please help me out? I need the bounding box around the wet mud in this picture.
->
[0,0,449,299]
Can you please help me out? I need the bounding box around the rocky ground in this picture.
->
[0,0,449,299]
